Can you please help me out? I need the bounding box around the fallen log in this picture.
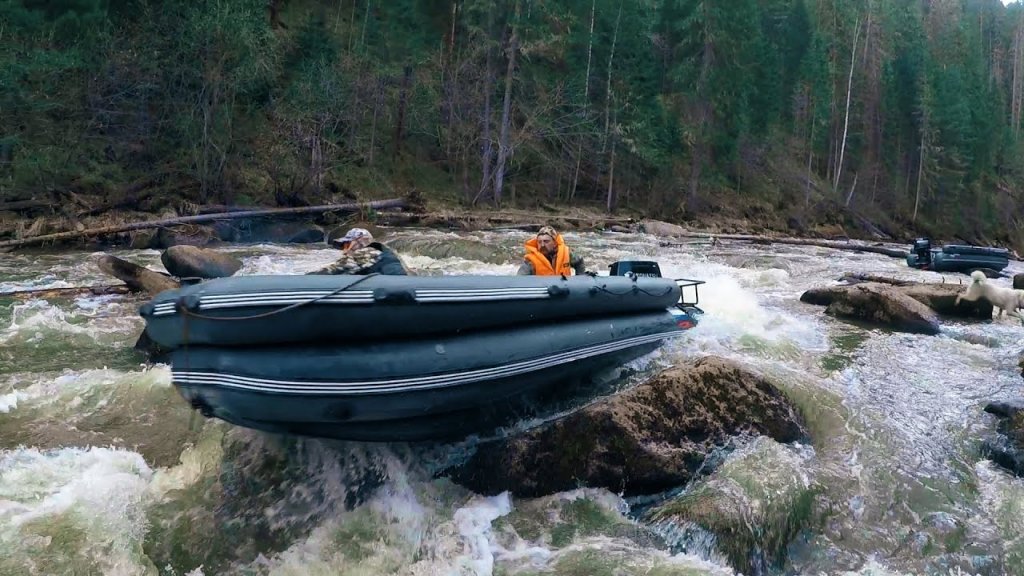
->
[839,272,916,286]
[0,199,407,250]
[661,232,908,258]
[96,255,180,296]
[373,211,634,231]
[0,198,52,212]
[0,284,132,300]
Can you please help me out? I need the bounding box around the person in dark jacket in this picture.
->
[307,228,409,275]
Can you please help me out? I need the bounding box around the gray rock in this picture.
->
[640,219,688,237]
[801,281,992,324]
[823,283,940,335]
[161,245,242,279]
[446,356,807,497]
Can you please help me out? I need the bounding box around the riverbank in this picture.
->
[0,190,961,254]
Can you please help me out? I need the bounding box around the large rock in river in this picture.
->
[801,281,991,323]
[981,400,1024,477]
[446,356,807,498]
[823,283,940,335]
[161,245,242,279]
[647,437,819,575]
[639,219,687,238]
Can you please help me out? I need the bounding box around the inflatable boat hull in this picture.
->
[906,249,1009,273]
[170,311,684,441]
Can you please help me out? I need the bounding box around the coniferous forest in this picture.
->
[3,0,1024,244]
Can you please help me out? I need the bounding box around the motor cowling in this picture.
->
[913,238,932,265]
[609,260,663,278]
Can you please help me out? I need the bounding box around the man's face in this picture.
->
[537,234,557,256]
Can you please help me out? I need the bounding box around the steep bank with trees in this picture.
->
[3,0,1024,247]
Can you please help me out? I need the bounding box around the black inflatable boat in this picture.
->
[906,238,1009,273]
[141,260,704,441]
[140,273,681,348]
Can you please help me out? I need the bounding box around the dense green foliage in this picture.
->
[2,0,1024,239]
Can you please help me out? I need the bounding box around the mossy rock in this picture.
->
[647,437,821,575]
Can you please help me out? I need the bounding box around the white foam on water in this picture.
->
[0,390,25,413]
[0,298,143,347]
[449,492,513,574]
[0,365,171,419]
[0,446,155,575]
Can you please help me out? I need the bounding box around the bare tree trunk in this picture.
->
[368,78,382,166]
[347,0,358,50]
[393,65,413,159]
[569,0,597,202]
[914,134,926,224]
[444,1,459,160]
[606,120,616,213]
[805,104,815,209]
[688,2,713,208]
[602,2,623,154]
[360,0,371,51]
[1012,14,1024,140]
[475,6,496,205]
[834,16,861,193]
[844,172,858,207]
[268,0,286,29]
[493,1,521,207]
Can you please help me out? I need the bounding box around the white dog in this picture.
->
[955,270,1024,321]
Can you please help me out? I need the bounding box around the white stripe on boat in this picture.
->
[150,287,555,316]
[171,332,681,395]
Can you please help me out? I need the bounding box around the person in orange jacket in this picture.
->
[517,226,586,276]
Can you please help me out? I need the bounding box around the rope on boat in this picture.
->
[175,273,382,322]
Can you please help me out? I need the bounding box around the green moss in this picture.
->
[328,508,389,561]
[649,440,823,575]
[549,498,620,547]
[551,549,617,576]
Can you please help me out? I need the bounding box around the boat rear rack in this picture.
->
[674,278,705,313]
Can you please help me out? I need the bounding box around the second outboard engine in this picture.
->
[609,260,704,329]
[913,237,932,266]
[609,260,663,278]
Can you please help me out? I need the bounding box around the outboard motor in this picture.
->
[608,260,663,278]
[913,238,932,265]
[609,260,704,329]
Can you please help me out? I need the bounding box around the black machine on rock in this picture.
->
[140,260,705,441]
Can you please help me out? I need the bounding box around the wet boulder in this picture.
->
[981,400,1024,477]
[822,283,940,335]
[387,236,516,265]
[801,281,992,321]
[96,255,179,296]
[640,219,688,238]
[150,225,220,249]
[446,356,807,498]
[161,245,242,280]
[899,283,992,319]
[647,437,820,575]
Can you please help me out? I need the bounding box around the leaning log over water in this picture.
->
[0,198,407,250]
[96,255,180,296]
[0,284,132,300]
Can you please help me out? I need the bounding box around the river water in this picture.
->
[2,228,1023,575]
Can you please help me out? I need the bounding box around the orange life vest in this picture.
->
[524,234,573,276]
